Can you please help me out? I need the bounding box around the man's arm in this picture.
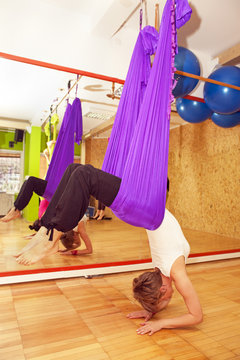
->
[168,256,203,325]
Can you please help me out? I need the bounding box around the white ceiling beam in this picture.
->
[82,111,188,140]
[82,116,115,140]
[0,117,30,130]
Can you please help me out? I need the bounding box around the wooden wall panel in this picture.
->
[168,120,240,238]
[85,138,108,166]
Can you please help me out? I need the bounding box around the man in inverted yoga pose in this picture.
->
[127,208,203,335]
[5,163,202,336]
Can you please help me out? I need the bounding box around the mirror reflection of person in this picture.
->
[13,163,121,265]
[59,215,93,255]
[1,173,93,257]
[28,217,93,256]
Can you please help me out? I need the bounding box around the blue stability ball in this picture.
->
[173,46,201,98]
[204,66,240,114]
[176,97,213,123]
[211,111,240,128]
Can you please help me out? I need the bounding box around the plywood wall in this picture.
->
[85,121,240,238]
[85,138,108,168]
[168,120,240,239]
[39,154,81,180]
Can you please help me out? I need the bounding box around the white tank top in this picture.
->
[146,209,190,277]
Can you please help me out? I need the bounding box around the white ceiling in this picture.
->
[0,0,239,134]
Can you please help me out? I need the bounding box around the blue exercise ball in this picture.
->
[176,97,213,123]
[211,111,240,128]
[204,66,240,114]
[173,47,200,98]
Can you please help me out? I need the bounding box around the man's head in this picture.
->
[60,230,80,250]
[132,268,165,313]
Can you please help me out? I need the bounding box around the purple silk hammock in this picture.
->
[43,97,83,202]
[102,0,192,230]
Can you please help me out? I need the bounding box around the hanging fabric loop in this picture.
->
[67,80,71,104]
[139,6,143,31]
[46,227,54,241]
[48,105,53,141]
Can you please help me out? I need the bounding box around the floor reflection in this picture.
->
[0,217,239,273]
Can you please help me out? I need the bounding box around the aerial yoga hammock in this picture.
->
[42,97,83,203]
[102,0,192,230]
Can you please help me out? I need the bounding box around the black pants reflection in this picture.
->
[98,201,106,211]
[41,164,121,233]
[14,177,47,211]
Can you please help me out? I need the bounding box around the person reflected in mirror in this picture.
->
[15,163,121,265]
[18,215,92,257]
[59,215,93,255]
[127,208,203,335]
[13,164,169,266]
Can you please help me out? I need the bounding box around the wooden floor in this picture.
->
[0,217,239,273]
[0,258,240,359]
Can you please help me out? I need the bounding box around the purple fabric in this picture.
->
[175,0,192,28]
[102,26,159,178]
[104,0,191,230]
[43,98,83,201]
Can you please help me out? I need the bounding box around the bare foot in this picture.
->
[14,227,47,257]
[93,211,100,219]
[16,228,62,265]
[1,208,21,222]
[97,210,105,220]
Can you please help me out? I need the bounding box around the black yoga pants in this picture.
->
[14,177,47,211]
[41,163,121,233]
[98,201,106,211]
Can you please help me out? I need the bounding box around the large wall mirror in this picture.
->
[0,53,239,284]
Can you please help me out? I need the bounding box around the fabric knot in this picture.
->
[46,227,54,241]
